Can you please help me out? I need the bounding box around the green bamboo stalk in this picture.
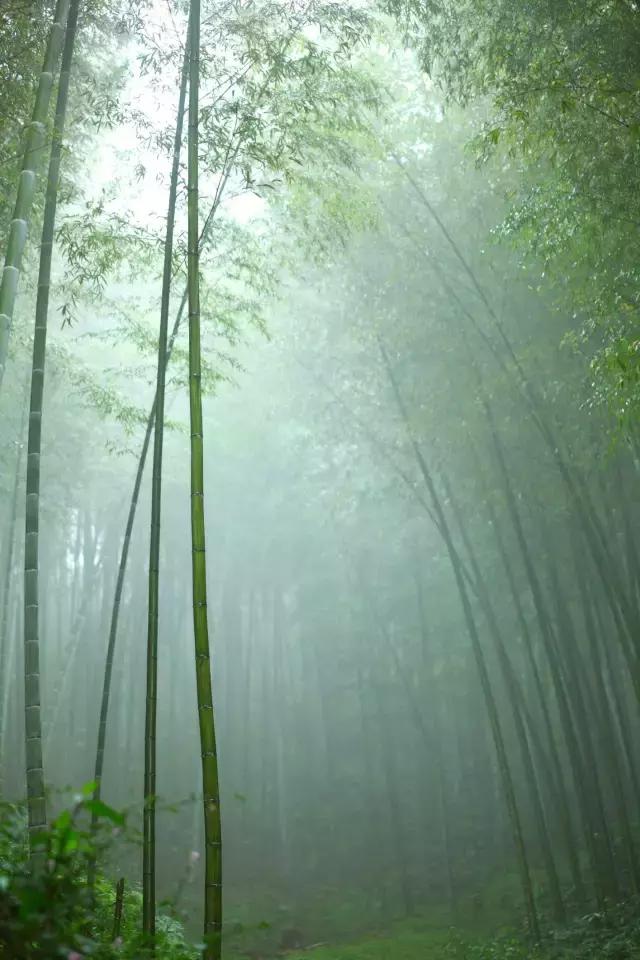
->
[544,549,620,896]
[593,596,640,807]
[485,404,613,904]
[23,0,80,850]
[574,541,640,891]
[377,338,539,939]
[392,175,640,679]
[91,125,239,846]
[91,11,307,842]
[188,0,222,952]
[142,35,189,942]
[445,477,565,922]
[412,566,455,914]
[485,492,585,902]
[0,396,28,791]
[0,0,70,393]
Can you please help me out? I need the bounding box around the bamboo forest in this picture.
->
[3,1,640,959]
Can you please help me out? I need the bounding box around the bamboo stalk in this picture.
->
[142,33,189,943]
[0,0,70,393]
[23,0,80,851]
[188,0,222,953]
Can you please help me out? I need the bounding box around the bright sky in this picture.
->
[87,0,264,228]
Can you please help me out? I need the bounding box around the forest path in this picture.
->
[281,926,463,960]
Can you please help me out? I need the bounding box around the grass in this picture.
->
[276,898,640,960]
[285,922,455,960]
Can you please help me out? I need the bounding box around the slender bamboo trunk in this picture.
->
[142,36,189,942]
[484,493,585,901]
[0,402,27,789]
[2,579,21,789]
[91,14,307,834]
[547,542,619,898]
[395,174,640,681]
[544,550,619,897]
[188,1,222,952]
[0,0,71,393]
[353,649,391,913]
[360,562,450,908]
[347,560,416,918]
[594,597,640,807]
[483,398,613,904]
[45,542,100,745]
[23,0,80,849]
[413,565,455,914]
[575,543,639,891]
[91,164,228,843]
[377,338,539,939]
[445,479,565,922]
[369,671,415,917]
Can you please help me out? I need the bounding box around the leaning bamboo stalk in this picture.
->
[445,477,565,922]
[574,541,640,891]
[23,0,80,848]
[0,0,71,393]
[376,336,539,939]
[483,490,585,900]
[485,403,614,903]
[389,178,640,678]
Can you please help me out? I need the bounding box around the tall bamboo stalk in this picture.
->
[413,565,455,914]
[188,0,222,953]
[0,398,27,790]
[376,337,539,939]
[91,10,309,834]
[0,0,70,393]
[393,172,640,684]
[485,403,613,903]
[445,477,565,922]
[23,0,80,848]
[544,547,619,897]
[142,36,189,941]
[575,542,639,891]
[484,491,585,901]
[91,149,234,839]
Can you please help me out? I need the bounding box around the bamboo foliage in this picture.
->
[0,0,70,394]
[188,0,223,952]
[23,0,80,847]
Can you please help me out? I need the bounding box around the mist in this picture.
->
[2,2,640,959]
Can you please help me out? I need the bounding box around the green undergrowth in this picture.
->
[3,795,640,960]
[280,901,640,960]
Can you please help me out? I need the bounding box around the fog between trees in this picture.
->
[1,2,640,958]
